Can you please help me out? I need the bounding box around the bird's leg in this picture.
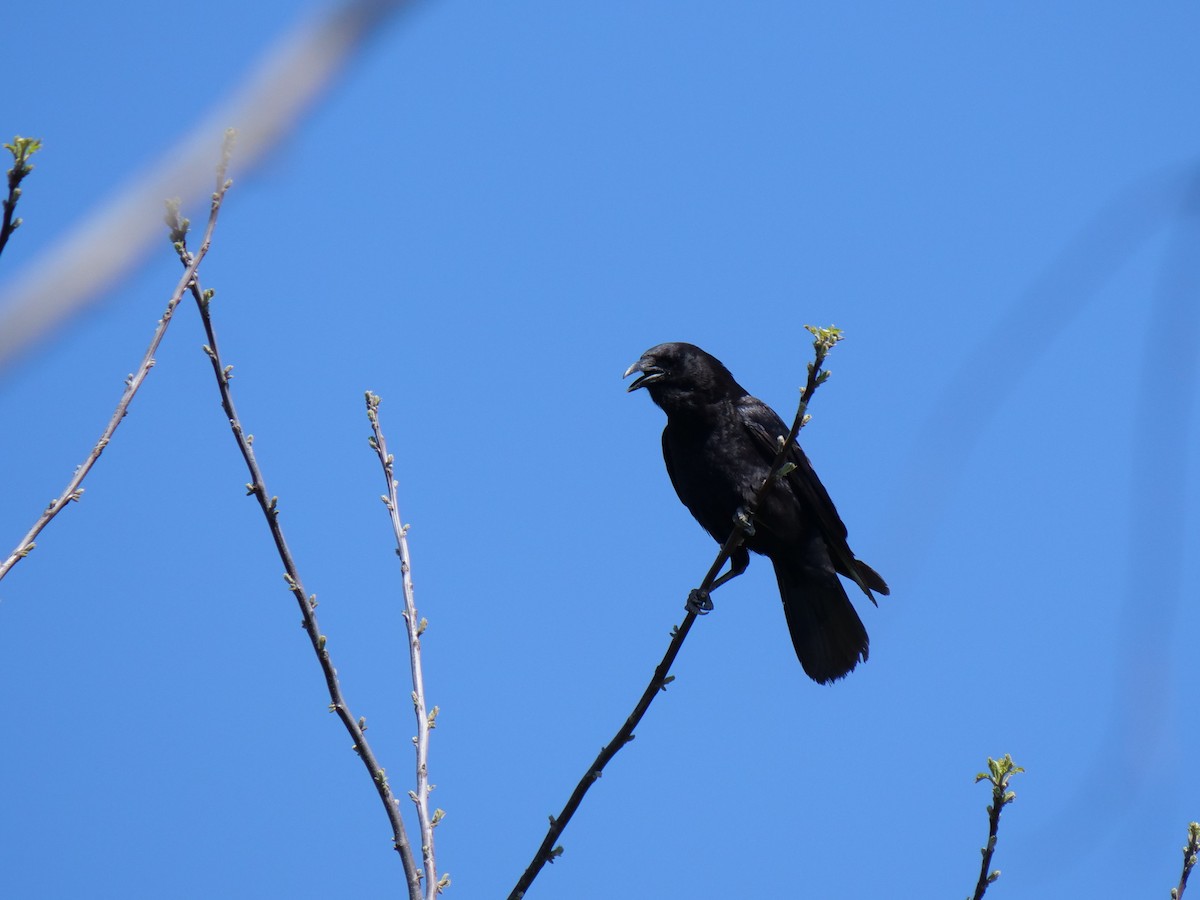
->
[686,547,750,614]
[711,545,750,590]
[733,505,756,537]
[686,589,714,614]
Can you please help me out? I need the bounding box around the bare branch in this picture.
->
[169,187,422,899]
[508,326,845,900]
[0,150,229,585]
[366,392,448,898]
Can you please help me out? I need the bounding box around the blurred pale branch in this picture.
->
[508,326,844,900]
[970,754,1024,900]
[0,0,414,372]
[0,136,42,260]
[1172,821,1200,900]
[366,392,448,898]
[0,146,231,584]
[167,205,424,899]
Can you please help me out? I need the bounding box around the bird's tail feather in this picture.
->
[773,560,869,684]
[833,552,890,605]
[854,559,889,598]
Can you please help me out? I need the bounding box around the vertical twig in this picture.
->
[970,754,1024,900]
[0,135,41,259]
[508,327,845,899]
[0,157,226,585]
[167,133,422,900]
[366,392,448,898]
[1172,822,1200,900]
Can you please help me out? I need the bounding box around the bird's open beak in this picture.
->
[624,360,665,392]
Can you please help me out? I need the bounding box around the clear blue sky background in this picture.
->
[2,3,1197,898]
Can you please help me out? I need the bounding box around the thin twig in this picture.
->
[0,136,41,259]
[167,154,422,899]
[970,754,1024,900]
[508,327,845,900]
[366,392,447,898]
[0,151,226,585]
[1172,822,1200,900]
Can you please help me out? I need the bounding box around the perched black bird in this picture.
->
[625,342,888,684]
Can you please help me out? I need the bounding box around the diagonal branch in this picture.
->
[508,326,845,900]
[366,392,447,898]
[0,151,228,585]
[167,154,422,898]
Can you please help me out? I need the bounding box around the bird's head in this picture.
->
[624,342,741,411]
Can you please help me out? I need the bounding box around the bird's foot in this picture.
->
[686,588,714,615]
[733,506,756,536]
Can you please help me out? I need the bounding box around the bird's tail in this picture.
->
[773,559,869,684]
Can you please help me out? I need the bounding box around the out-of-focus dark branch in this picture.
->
[0,145,226,585]
[508,326,845,900]
[0,0,416,372]
[969,754,1024,900]
[1172,822,1200,900]
[167,175,421,899]
[0,136,41,259]
[366,392,449,898]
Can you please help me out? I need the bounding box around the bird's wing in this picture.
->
[660,427,680,495]
[739,397,881,603]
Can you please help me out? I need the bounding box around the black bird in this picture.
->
[625,342,888,684]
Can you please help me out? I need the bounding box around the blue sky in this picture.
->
[2,2,1198,898]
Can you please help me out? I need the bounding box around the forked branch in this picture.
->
[166,137,422,899]
[0,148,228,585]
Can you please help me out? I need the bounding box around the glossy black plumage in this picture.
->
[625,342,888,684]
